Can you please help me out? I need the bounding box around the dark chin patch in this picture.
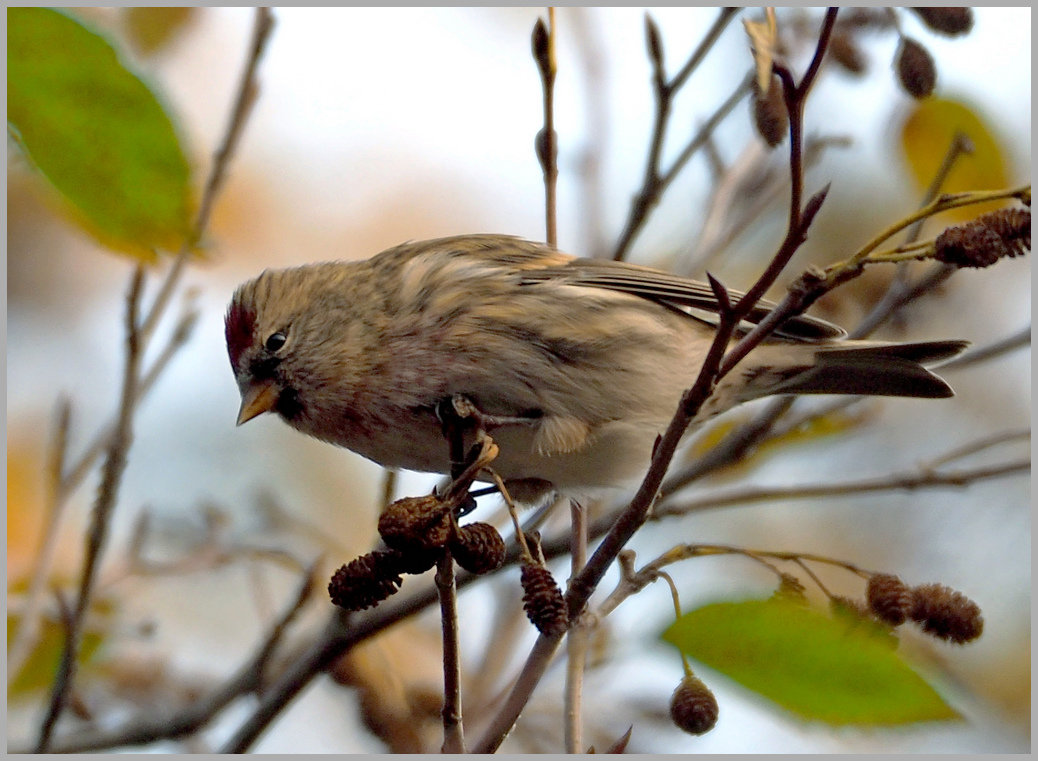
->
[275,386,303,420]
[249,355,283,381]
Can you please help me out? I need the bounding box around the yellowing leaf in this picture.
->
[687,407,868,479]
[8,7,195,260]
[7,606,112,699]
[123,7,198,57]
[663,598,959,725]
[899,97,1009,221]
[744,8,778,92]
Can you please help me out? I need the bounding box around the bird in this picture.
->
[226,234,966,504]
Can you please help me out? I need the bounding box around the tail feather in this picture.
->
[769,340,969,400]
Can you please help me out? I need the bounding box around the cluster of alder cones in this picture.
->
[329,489,569,637]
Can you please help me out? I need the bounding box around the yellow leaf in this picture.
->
[744,8,778,92]
[688,407,870,479]
[899,97,1009,221]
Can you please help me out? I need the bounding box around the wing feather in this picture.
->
[519,258,845,341]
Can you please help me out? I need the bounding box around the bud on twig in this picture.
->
[895,37,937,98]
[910,7,974,37]
[531,18,550,77]
[752,74,788,148]
[800,183,831,231]
[828,32,867,75]
[645,13,664,74]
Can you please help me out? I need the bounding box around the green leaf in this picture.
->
[662,598,959,726]
[8,7,194,260]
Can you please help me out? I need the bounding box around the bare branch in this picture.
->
[532,9,558,248]
[36,266,146,751]
[654,458,1029,521]
[940,326,1030,371]
[612,7,743,261]
[29,561,319,754]
[437,550,466,752]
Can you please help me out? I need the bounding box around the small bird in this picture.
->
[226,234,966,503]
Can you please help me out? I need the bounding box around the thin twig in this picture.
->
[32,9,275,751]
[36,267,146,752]
[58,304,199,500]
[851,130,975,336]
[10,302,195,679]
[532,9,558,248]
[149,431,1029,755]
[437,550,466,753]
[563,499,588,754]
[939,326,1030,371]
[140,7,275,345]
[20,12,275,675]
[379,468,398,510]
[612,7,742,261]
[475,16,839,748]
[26,561,318,754]
[653,458,1029,521]
[921,428,1029,470]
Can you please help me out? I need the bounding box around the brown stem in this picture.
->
[80,435,1028,754]
[32,562,317,754]
[533,10,558,248]
[564,499,588,753]
[36,267,145,752]
[437,550,466,753]
[140,7,275,345]
[612,7,743,261]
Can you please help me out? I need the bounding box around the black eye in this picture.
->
[265,331,287,352]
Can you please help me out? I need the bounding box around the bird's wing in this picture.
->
[519,257,846,341]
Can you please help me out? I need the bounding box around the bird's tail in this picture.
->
[766,340,969,399]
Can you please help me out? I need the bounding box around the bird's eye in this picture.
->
[265,331,287,352]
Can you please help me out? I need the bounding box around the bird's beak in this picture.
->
[236,380,280,425]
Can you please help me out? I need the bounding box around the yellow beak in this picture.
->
[236,380,280,425]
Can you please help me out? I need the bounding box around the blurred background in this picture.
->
[7,7,1030,753]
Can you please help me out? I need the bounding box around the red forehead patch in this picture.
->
[225,299,256,369]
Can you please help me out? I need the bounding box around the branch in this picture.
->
[475,15,840,749]
[13,10,275,688]
[564,499,589,753]
[612,7,742,261]
[36,267,146,751]
[437,551,466,753]
[146,427,1030,755]
[532,9,558,248]
[654,458,1029,521]
[26,561,318,754]
[939,326,1030,371]
[140,7,276,344]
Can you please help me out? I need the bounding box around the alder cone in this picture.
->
[520,564,568,636]
[378,494,452,552]
[910,583,984,643]
[669,674,719,735]
[328,551,402,611]
[450,522,506,575]
[867,573,912,626]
